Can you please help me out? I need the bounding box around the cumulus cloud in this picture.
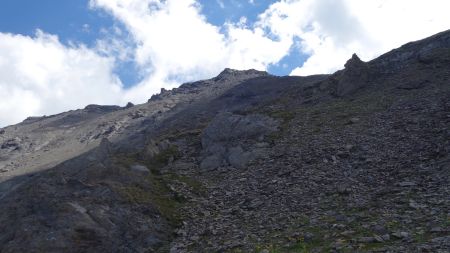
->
[0,31,124,126]
[89,0,292,103]
[263,0,450,76]
[92,0,450,81]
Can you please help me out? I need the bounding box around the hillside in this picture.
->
[0,30,449,252]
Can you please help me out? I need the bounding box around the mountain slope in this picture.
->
[0,30,449,252]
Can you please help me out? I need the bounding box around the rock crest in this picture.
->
[335,53,370,96]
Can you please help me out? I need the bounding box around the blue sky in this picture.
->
[0,0,449,126]
[0,0,134,85]
[0,0,108,46]
[198,0,309,77]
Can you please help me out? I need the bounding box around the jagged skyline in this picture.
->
[0,0,450,127]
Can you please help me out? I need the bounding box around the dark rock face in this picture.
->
[370,29,450,72]
[335,53,370,96]
[149,88,171,101]
[0,145,173,252]
[1,138,21,150]
[200,112,278,170]
[201,112,278,148]
[125,102,135,108]
[1,30,450,253]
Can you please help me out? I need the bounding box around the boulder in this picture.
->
[130,164,150,174]
[227,146,250,169]
[200,155,223,171]
[200,112,278,170]
[201,112,278,149]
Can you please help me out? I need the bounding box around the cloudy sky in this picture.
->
[0,0,449,127]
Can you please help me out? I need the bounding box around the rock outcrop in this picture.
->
[335,53,370,96]
[200,112,278,170]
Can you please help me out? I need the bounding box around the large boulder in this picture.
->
[200,112,278,170]
[227,146,255,169]
[200,155,223,171]
[202,112,278,149]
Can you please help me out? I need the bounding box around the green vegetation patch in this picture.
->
[112,145,185,227]
[146,145,181,174]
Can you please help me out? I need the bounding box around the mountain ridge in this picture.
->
[6,28,449,128]
[0,30,449,252]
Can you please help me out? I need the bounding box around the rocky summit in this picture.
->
[0,30,449,253]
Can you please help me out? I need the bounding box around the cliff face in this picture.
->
[0,30,449,252]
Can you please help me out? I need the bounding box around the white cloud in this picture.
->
[89,0,292,103]
[258,0,450,76]
[88,0,450,102]
[0,31,125,127]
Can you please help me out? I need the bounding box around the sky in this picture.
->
[0,0,449,127]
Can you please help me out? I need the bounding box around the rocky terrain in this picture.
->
[0,30,449,252]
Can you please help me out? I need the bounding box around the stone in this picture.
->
[303,232,315,242]
[200,155,222,171]
[68,202,87,214]
[130,111,145,119]
[358,237,377,243]
[130,164,150,174]
[373,235,385,242]
[381,234,391,241]
[372,225,388,234]
[430,236,450,243]
[398,181,416,187]
[228,146,253,169]
[345,144,355,151]
[347,117,360,125]
[392,231,410,239]
[247,200,264,210]
[205,143,227,157]
[335,214,348,222]
[255,142,270,148]
[340,230,355,236]
[409,199,425,209]
[337,185,351,195]
[430,227,446,233]
[336,151,349,158]
[200,112,278,170]
[201,112,278,148]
